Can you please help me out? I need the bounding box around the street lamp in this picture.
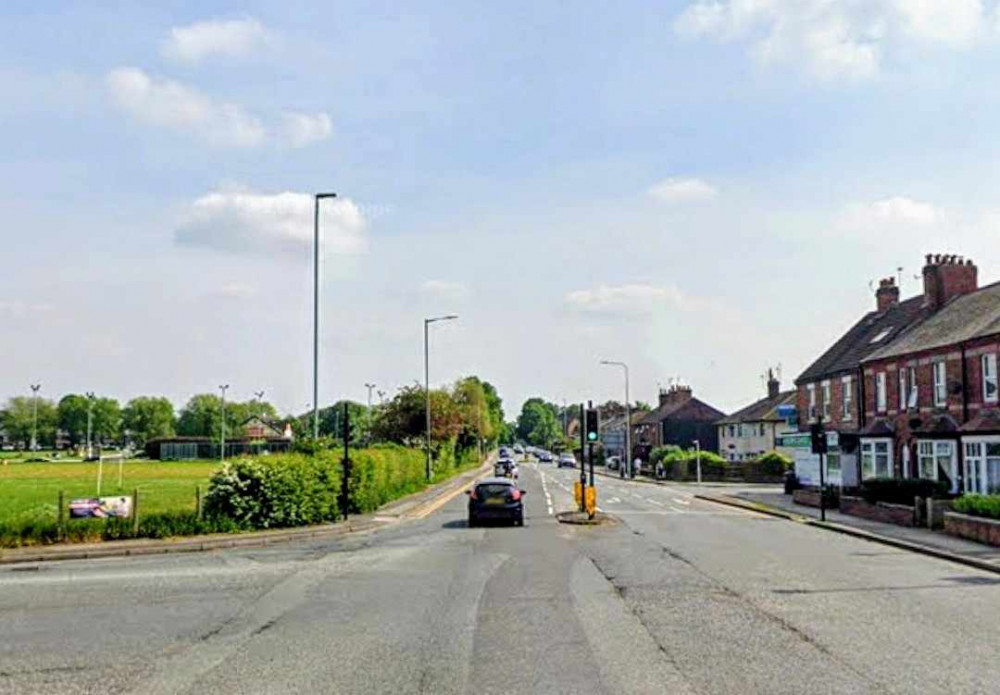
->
[219,384,230,462]
[29,384,41,451]
[424,315,458,480]
[313,191,337,441]
[86,392,96,460]
[693,439,702,485]
[254,390,265,417]
[364,383,376,446]
[364,383,376,409]
[600,360,631,478]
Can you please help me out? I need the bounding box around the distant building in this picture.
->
[716,371,797,461]
[147,417,293,460]
[600,411,644,461]
[633,385,725,460]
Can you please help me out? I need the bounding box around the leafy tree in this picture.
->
[318,400,368,443]
[57,394,90,446]
[122,396,176,446]
[516,398,561,448]
[1,396,57,448]
[370,385,426,446]
[634,401,652,412]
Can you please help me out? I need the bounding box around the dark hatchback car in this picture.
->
[466,477,526,527]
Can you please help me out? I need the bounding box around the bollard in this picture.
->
[132,488,140,535]
[195,485,203,521]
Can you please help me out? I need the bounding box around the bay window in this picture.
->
[861,440,891,479]
[918,440,957,491]
[963,439,1000,494]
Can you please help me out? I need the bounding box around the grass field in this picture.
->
[0,460,218,525]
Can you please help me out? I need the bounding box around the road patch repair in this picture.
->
[557,510,619,526]
[0,459,494,566]
[696,492,1000,577]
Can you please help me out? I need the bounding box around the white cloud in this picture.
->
[106,67,265,148]
[175,189,368,257]
[674,0,986,80]
[840,196,942,230]
[279,112,333,148]
[565,283,688,316]
[647,177,718,204]
[162,17,268,64]
[420,280,469,298]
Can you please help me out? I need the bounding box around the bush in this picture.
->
[859,478,950,506]
[753,451,793,475]
[204,453,341,529]
[953,494,1000,520]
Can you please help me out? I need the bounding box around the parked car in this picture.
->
[606,455,621,471]
[467,478,526,526]
[513,444,524,455]
[558,453,576,468]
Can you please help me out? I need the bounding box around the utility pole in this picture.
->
[86,392,96,460]
[29,384,41,451]
[219,384,230,462]
[424,315,458,480]
[313,191,337,441]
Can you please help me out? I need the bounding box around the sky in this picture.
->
[4,0,1000,419]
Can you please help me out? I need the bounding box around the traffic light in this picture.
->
[810,422,827,455]
[585,409,599,443]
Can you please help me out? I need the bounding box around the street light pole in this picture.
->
[313,192,337,441]
[219,384,230,462]
[693,439,702,485]
[254,390,265,418]
[86,392,96,460]
[600,360,631,478]
[29,384,41,452]
[424,315,458,480]
[364,383,376,446]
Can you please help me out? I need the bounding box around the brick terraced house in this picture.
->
[860,255,1000,494]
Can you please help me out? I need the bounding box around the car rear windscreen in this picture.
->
[476,483,513,499]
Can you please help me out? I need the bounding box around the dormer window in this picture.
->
[870,327,893,344]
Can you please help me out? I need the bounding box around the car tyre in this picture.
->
[468,516,477,528]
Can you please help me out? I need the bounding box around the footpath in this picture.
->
[590,465,1000,575]
[0,458,493,566]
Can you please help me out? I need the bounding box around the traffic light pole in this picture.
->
[579,404,586,512]
[588,400,595,488]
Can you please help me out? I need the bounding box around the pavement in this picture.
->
[3,458,1000,694]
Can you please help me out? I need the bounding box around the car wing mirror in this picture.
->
[519,489,527,495]
[464,490,472,495]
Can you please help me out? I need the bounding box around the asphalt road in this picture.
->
[3,459,1000,694]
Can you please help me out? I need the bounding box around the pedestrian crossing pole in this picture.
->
[579,404,586,513]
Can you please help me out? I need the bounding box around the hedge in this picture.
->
[859,478,951,506]
[953,494,1000,521]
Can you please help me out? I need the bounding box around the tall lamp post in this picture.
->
[29,383,41,451]
[364,383,376,445]
[86,392,96,460]
[313,192,337,440]
[424,315,458,480]
[253,390,265,417]
[219,384,230,462]
[600,360,631,478]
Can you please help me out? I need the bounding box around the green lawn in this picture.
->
[0,460,218,525]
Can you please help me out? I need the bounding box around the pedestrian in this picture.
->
[633,457,642,479]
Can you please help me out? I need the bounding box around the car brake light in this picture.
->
[469,488,478,500]
[510,489,521,501]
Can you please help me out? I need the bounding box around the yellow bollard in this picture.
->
[584,486,597,518]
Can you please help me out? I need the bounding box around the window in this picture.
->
[861,440,891,479]
[821,381,831,419]
[870,327,893,343]
[759,423,766,437]
[933,362,947,407]
[983,353,998,403]
[963,440,1000,494]
[898,368,906,411]
[918,440,956,489]
[876,372,887,413]
[907,366,918,409]
[842,376,852,419]
[728,425,735,437]
[807,384,816,421]
[826,452,842,479]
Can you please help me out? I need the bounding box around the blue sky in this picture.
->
[3,0,1000,417]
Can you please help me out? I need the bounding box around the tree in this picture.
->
[634,401,652,412]
[122,397,175,446]
[57,394,90,446]
[1,396,57,448]
[516,398,561,448]
[92,397,121,443]
[318,400,368,443]
[370,385,425,446]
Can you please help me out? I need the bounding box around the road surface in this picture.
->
[2,460,1000,694]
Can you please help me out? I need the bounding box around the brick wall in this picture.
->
[944,512,1000,547]
[840,496,916,527]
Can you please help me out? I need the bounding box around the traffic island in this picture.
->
[556,510,618,526]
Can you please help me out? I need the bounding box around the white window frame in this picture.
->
[963,437,1000,495]
[982,353,998,404]
[933,361,947,407]
[842,376,852,420]
[807,384,816,422]
[821,380,831,420]
[861,439,892,480]
[876,373,887,413]
[907,366,918,409]
[918,439,958,492]
[898,368,906,411]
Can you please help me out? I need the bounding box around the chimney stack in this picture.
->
[767,369,780,400]
[923,253,978,311]
[875,277,900,313]
[659,384,692,408]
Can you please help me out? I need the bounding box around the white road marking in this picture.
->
[647,498,664,507]
[674,498,690,506]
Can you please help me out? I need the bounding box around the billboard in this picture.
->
[69,496,133,519]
